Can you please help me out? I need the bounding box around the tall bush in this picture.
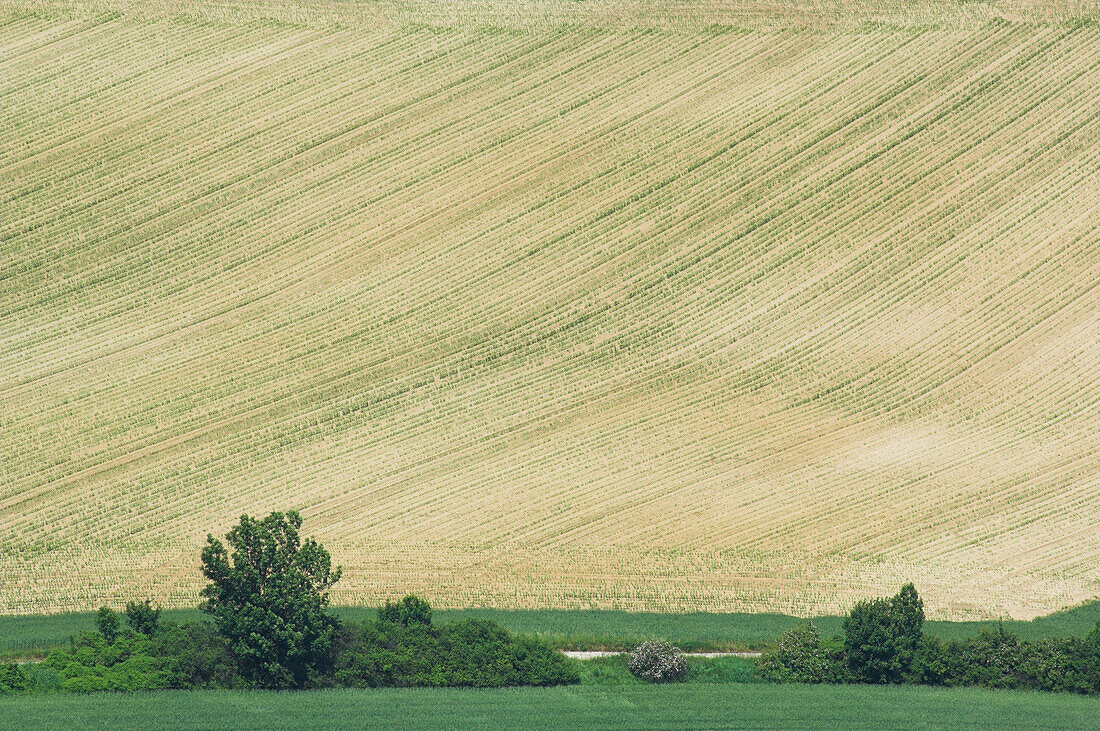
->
[0,662,27,694]
[843,583,924,684]
[335,601,579,688]
[757,621,833,683]
[95,607,120,643]
[379,595,432,627]
[126,599,161,636]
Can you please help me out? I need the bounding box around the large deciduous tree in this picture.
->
[200,510,342,689]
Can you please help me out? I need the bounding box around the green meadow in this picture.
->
[3,684,1099,730]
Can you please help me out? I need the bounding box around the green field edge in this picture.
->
[4,601,1098,660]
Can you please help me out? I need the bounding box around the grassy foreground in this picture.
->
[4,601,1098,659]
[3,684,1099,730]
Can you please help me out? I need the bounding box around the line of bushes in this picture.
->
[0,595,578,694]
[757,584,1100,695]
[5,508,1095,699]
[334,597,577,688]
[0,511,578,694]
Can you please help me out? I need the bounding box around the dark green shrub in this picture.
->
[751,584,1099,696]
[334,646,394,688]
[379,595,433,627]
[844,598,902,683]
[843,583,924,684]
[1083,620,1100,691]
[334,608,578,689]
[151,621,238,689]
[1019,637,1086,694]
[126,599,161,636]
[34,620,238,693]
[941,626,1024,689]
[911,635,950,686]
[933,627,1100,695]
[0,661,27,694]
[844,610,1100,696]
[44,630,173,693]
[891,583,924,672]
[95,607,120,643]
[509,635,581,686]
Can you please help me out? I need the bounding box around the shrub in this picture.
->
[757,622,832,683]
[941,625,1024,689]
[36,620,239,692]
[508,635,581,686]
[0,662,27,694]
[886,611,1100,695]
[1020,637,1087,694]
[627,640,688,683]
[891,583,924,670]
[334,603,579,689]
[151,621,238,689]
[752,585,1100,696]
[95,606,120,643]
[1082,620,1100,691]
[910,634,950,686]
[19,662,62,694]
[379,595,432,627]
[43,630,173,692]
[126,599,161,636]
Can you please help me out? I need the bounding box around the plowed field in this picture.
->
[3,1,1099,617]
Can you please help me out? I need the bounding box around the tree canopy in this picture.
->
[200,510,342,689]
[379,594,433,627]
[842,582,924,684]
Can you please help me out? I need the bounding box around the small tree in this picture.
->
[627,640,688,682]
[890,582,924,673]
[200,510,342,689]
[379,595,432,627]
[843,583,925,684]
[95,606,120,643]
[126,599,161,636]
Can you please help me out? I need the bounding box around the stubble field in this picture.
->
[3,0,1099,617]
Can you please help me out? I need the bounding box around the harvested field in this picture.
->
[3,0,1099,617]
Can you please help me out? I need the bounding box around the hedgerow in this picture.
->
[758,584,1100,695]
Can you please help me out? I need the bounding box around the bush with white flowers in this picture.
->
[627,640,688,682]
